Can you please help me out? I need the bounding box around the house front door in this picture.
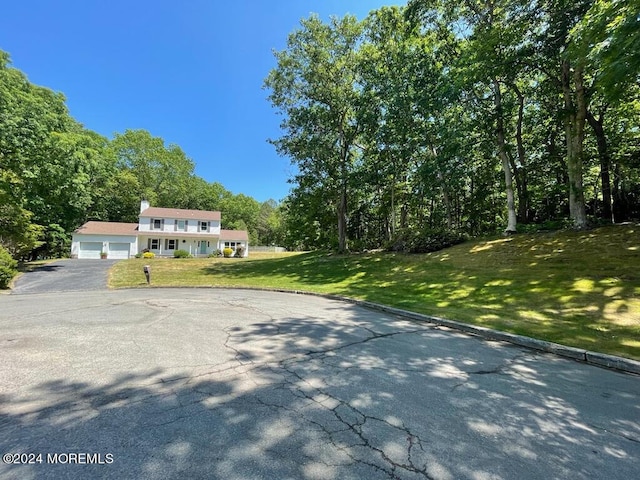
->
[200,241,207,255]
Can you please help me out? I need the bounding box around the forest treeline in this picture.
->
[0,50,285,266]
[266,0,639,252]
[2,0,639,271]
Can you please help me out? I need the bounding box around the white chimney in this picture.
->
[140,199,150,213]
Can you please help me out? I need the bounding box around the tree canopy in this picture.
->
[265,0,640,251]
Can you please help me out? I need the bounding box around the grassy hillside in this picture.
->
[110,225,640,360]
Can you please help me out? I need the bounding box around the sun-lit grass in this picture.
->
[109,225,640,360]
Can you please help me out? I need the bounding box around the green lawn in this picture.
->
[110,225,640,360]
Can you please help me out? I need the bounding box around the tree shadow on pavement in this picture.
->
[1,305,639,480]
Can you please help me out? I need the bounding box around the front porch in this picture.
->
[139,235,218,257]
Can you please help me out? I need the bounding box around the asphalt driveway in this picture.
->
[0,288,638,480]
[10,259,119,294]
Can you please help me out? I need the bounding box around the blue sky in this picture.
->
[0,0,404,203]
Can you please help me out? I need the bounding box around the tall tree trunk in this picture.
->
[337,184,348,252]
[432,146,452,230]
[586,108,613,223]
[492,79,518,233]
[337,135,349,253]
[390,170,396,236]
[612,162,627,221]
[562,60,588,229]
[510,83,530,223]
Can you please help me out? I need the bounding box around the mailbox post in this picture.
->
[143,265,151,284]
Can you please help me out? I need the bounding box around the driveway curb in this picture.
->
[352,300,640,375]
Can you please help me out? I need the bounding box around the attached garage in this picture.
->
[108,243,130,259]
[71,222,138,260]
[78,242,102,259]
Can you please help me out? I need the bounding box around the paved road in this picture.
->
[0,288,638,480]
[10,259,119,294]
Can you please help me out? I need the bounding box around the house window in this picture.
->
[152,219,162,230]
[165,239,178,250]
[224,242,238,249]
[149,239,160,250]
[200,221,208,231]
[177,220,186,231]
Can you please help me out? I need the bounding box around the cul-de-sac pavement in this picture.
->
[1,261,639,479]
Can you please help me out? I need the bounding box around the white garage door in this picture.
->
[78,242,102,259]
[108,243,130,259]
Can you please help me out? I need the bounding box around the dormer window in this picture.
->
[200,221,208,232]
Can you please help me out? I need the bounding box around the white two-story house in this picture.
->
[71,200,249,259]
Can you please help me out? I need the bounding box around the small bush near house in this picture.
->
[174,249,191,258]
[0,246,18,288]
[142,251,155,259]
[208,249,223,258]
[234,246,245,258]
[223,247,233,258]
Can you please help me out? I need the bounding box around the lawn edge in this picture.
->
[115,284,640,375]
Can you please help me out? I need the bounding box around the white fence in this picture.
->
[250,246,287,253]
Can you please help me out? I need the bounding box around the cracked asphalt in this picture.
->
[0,288,638,479]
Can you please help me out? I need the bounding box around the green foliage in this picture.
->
[264,14,367,252]
[569,0,640,102]
[41,224,70,259]
[0,199,44,259]
[264,2,640,249]
[107,129,196,212]
[173,249,192,258]
[223,247,233,258]
[255,199,286,246]
[142,251,155,259]
[0,245,18,288]
[208,250,223,258]
[387,228,467,254]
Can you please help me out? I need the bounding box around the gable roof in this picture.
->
[74,221,139,235]
[140,207,221,221]
[220,229,249,241]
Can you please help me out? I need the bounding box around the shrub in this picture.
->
[234,246,245,257]
[208,249,223,258]
[142,251,155,259]
[223,247,233,258]
[173,249,191,258]
[387,228,467,254]
[0,246,18,289]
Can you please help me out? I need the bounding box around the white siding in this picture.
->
[139,217,220,236]
[209,220,221,235]
[138,217,152,232]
